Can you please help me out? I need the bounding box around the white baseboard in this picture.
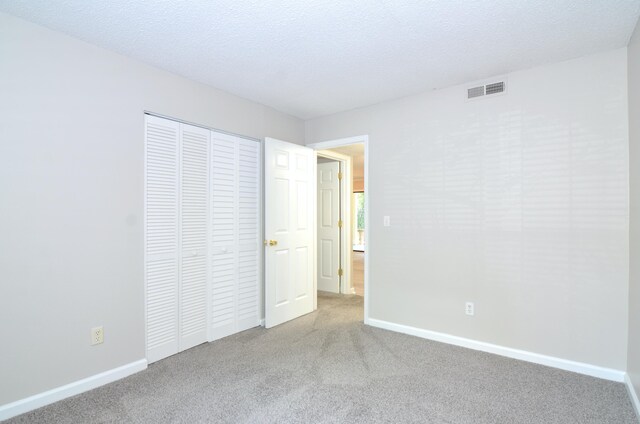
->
[0,359,147,421]
[625,373,640,421]
[367,318,625,382]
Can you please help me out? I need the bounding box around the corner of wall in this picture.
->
[627,14,640,421]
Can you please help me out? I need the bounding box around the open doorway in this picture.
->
[352,191,365,296]
[311,138,368,316]
[353,192,365,252]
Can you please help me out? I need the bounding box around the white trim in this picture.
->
[625,374,640,421]
[144,111,260,143]
[312,154,318,310]
[368,318,625,382]
[143,114,149,360]
[257,138,265,325]
[363,135,369,324]
[308,136,370,324]
[260,138,267,320]
[0,359,147,421]
[309,136,368,149]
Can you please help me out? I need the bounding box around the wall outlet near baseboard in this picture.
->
[465,302,474,316]
[91,326,104,345]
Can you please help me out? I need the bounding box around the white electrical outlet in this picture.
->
[91,326,104,345]
[465,302,474,316]
[383,216,391,227]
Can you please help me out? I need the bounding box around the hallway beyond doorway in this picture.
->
[353,251,364,296]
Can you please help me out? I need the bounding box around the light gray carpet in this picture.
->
[7,293,637,423]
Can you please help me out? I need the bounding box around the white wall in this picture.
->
[628,16,640,404]
[306,48,629,370]
[0,12,304,406]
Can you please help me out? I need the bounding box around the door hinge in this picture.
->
[338,268,343,277]
[338,220,343,228]
[338,172,343,181]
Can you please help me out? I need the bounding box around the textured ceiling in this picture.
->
[1,1,639,119]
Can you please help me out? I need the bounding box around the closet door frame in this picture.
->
[144,112,263,364]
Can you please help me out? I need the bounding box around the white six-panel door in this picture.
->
[145,115,261,363]
[264,138,315,328]
[317,161,341,293]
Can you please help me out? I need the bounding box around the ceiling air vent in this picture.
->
[485,81,505,95]
[467,81,506,99]
[467,86,485,99]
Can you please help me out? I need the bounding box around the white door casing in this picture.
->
[317,161,341,293]
[264,138,315,328]
[308,136,369,322]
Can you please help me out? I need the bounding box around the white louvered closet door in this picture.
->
[236,138,260,332]
[146,115,260,362]
[210,133,261,341]
[210,134,236,339]
[145,115,180,363]
[179,124,210,351]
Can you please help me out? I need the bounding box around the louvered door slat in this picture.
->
[145,115,179,363]
[209,134,260,340]
[179,124,209,351]
[147,116,261,356]
[236,139,260,331]
[210,135,238,339]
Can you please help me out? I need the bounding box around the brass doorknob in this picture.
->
[264,240,278,246]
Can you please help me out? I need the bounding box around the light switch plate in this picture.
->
[465,302,474,316]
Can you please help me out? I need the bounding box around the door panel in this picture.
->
[274,179,290,233]
[317,161,341,293]
[210,133,261,340]
[210,135,236,339]
[145,115,180,363]
[295,247,309,299]
[275,249,290,305]
[297,181,308,229]
[236,139,261,332]
[179,124,210,351]
[265,138,315,328]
